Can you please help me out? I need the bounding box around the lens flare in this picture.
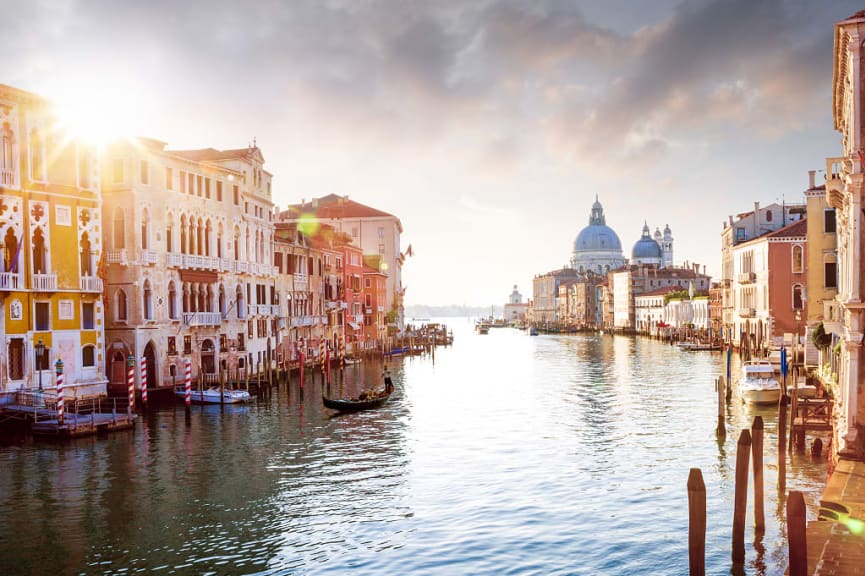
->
[298,213,320,237]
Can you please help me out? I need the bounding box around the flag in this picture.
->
[781,346,788,379]
[406,244,413,257]
[7,236,22,272]
[858,149,865,172]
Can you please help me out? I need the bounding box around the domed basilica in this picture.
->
[571,197,674,273]
[570,197,625,274]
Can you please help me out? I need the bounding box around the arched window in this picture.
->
[31,228,46,274]
[168,281,177,319]
[117,289,128,321]
[113,207,125,249]
[29,128,43,182]
[219,285,226,316]
[205,220,212,257]
[3,228,19,273]
[234,227,240,260]
[236,285,245,319]
[765,210,773,222]
[1,122,14,185]
[165,217,174,252]
[80,231,92,276]
[196,218,204,255]
[180,215,187,254]
[182,283,190,313]
[143,279,153,320]
[793,284,804,310]
[792,245,804,273]
[141,208,150,250]
[217,223,223,259]
[82,345,96,368]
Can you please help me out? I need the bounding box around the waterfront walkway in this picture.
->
[806,458,865,574]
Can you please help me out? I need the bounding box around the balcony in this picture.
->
[1,168,15,187]
[183,312,222,326]
[236,261,249,273]
[80,276,103,292]
[107,249,128,265]
[139,249,158,265]
[184,254,219,270]
[736,272,756,284]
[0,272,21,290]
[221,258,235,273]
[167,253,184,268]
[270,305,280,316]
[32,273,57,291]
[293,274,308,291]
[738,308,756,318]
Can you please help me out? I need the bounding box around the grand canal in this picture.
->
[0,320,828,575]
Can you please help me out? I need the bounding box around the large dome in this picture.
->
[574,224,622,252]
[570,196,625,273]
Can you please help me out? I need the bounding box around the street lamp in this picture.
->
[35,339,44,392]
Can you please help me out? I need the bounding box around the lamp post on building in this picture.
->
[35,339,45,392]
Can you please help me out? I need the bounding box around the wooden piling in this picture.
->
[751,416,765,534]
[778,401,787,493]
[688,468,706,576]
[787,490,807,576]
[789,383,798,453]
[717,376,726,437]
[219,370,225,405]
[732,429,752,566]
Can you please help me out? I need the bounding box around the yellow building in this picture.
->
[804,170,839,329]
[0,84,106,397]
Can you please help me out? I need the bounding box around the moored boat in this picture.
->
[175,386,250,404]
[740,360,781,405]
[322,388,392,412]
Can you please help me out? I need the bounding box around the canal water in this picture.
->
[0,319,828,575]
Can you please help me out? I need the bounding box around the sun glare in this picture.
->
[52,86,140,147]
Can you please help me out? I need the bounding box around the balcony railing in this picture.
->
[738,308,756,318]
[0,272,21,290]
[236,261,249,273]
[140,249,159,265]
[32,273,57,291]
[80,276,103,292]
[183,312,222,326]
[107,249,128,265]
[167,253,183,267]
[293,274,308,291]
[221,258,235,273]
[270,305,280,316]
[736,272,756,284]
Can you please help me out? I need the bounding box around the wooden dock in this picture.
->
[791,397,833,450]
[0,391,135,439]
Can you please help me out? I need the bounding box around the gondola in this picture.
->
[322,376,394,412]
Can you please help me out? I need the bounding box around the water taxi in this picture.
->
[740,360,781,405]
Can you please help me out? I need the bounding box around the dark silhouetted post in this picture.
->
[717,376,726,437]
[732,429,751,566]
[778,401,787,493]
[688,468,706,576]
[787,491,807,576]
[751,416,765,534]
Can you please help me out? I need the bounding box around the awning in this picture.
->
[347,321,361,330]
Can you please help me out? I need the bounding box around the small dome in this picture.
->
[632,221,663,260]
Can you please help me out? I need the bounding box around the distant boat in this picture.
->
[175,387,250,404]
[476,321,490,334]
[528,327,538,336]
[323,378,394,412]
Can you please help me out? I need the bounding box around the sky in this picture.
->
[2,0,861,306]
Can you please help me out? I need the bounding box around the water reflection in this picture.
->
[0,322,828,575]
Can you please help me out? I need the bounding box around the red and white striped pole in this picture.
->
[299,350,304,390]
[320,340,325,371]
[326,345,331,383]
[140,356,148,408]
[55,358,64,426]
[184,359,192,407]
[339,338,345,368]
[126,355,135,415]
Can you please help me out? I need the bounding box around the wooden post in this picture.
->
[778,401,787,493]
[787,491,807,576]
[751,416,765,535]
[717,376,726,437]
[219,369,225,405]
[688,468,706,576]
[789,383,798,453]
[732,429,751,566]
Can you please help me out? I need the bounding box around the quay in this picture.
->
[804,458,865,574]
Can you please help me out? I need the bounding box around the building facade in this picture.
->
[0,84,106,397]
[101,139,277,393]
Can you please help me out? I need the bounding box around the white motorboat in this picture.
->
[175,386,250,404]
[740,360,782,405]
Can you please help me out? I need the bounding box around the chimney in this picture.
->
[808,170,816,189]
